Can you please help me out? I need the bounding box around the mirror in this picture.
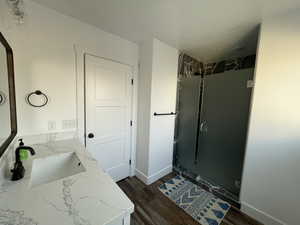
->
[0,32,17,157]
[0,37,11,146]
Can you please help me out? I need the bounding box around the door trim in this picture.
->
[74,44,138,177]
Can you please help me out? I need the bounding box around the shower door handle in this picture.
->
[195,121,208,164]
[200,121,208,132]
[195,121,207,164]
[200,122,204,132]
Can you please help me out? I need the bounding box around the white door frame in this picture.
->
[74,44,138,177]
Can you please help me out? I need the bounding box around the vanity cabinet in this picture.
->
[0,138,134,225]
[136,38,178,184]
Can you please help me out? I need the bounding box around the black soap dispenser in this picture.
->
[11,139,36,181]
[19,138,24,147]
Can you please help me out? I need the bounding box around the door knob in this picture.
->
[88,133,94,139]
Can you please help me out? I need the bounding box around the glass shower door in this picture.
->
[175,76,202,172]
[195,69,254,197]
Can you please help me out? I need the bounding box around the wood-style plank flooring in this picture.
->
[117,173,263,225]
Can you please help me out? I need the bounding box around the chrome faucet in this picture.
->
[11,139,35,181]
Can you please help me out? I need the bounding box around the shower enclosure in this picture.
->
[174,68,254,201]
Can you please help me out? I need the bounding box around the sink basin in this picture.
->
[30,152,86,187]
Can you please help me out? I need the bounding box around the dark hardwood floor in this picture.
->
[117,173,263,225]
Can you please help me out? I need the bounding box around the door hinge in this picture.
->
[130,120,133,126]
[129,159,132,165]
[247,80,254,88]
[131,79,134,85]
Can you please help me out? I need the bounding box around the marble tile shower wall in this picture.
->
[204,55,256,75]
[178,53,256,78]
[178,54,205,78]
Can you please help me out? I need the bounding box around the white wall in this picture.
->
[0,0,138,137]
[241,10,300,225]
[136,38,153,176]
[148,39,178,176]
[136,38,178,184]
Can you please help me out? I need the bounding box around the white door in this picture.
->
[85,54,132,181]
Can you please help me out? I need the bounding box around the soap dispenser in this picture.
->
[11,139,36,181]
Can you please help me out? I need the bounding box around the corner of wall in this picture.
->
[135,39,154,177]
[135,168,149,184]
[135,165,172,185]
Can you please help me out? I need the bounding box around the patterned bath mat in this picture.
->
[159,175,230,225]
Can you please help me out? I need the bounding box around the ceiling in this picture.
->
[32,0,300,61]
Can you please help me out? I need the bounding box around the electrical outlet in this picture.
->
[48,121,56,131]
[62,119,76,130]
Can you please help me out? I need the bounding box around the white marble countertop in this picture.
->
[0,138,134,225]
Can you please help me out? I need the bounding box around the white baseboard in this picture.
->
[241,202,286,225]
[147,165,172,184]
[135,165,172,185]
[135,168,148,184]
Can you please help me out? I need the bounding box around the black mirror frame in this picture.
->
[0,32,17,158]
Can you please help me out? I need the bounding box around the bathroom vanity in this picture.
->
[0,31,134,225]
[0,138,134,225]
